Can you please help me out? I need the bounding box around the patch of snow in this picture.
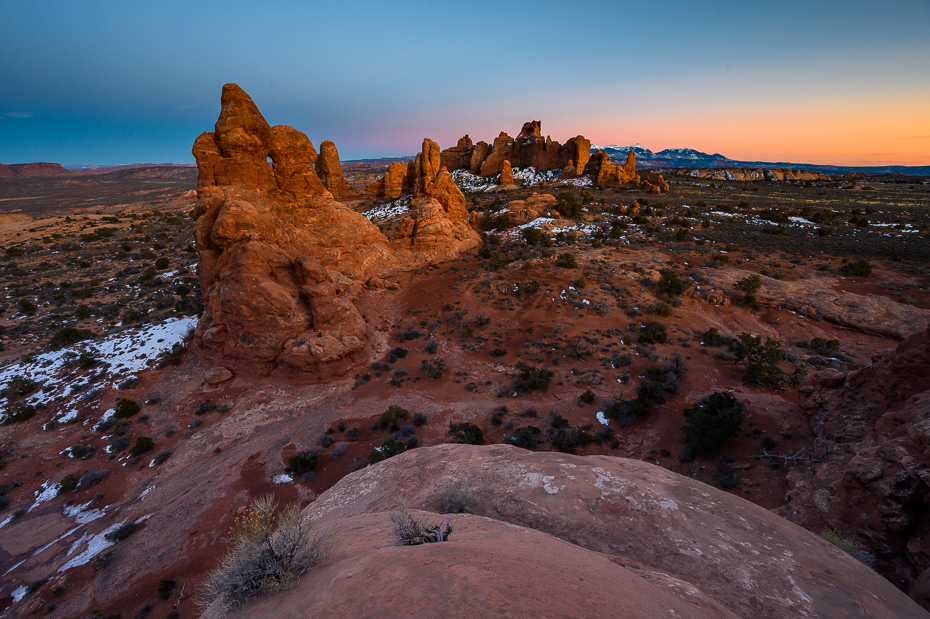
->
[273,474,293,484]
[11,585,28,603]
[362,196,411,222]
[596,412,609,425]
[0,317,196,424]
[29,480,59,512]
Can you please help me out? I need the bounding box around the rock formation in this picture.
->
[362,161,406,199]
[191,84,479,376]
[685,167,829,182]
[789,325,930,592]
[501,193,560,226]
[583,149,640,186]
[203,444,926,618]
[315,140,358,200]
[439,135,473,171]
[478,132,515,176]
[498,159,516,188]
[703,268,930,340]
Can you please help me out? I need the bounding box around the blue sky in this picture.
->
[1,0,928,165]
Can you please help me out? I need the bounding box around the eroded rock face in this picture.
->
[503,193,559,226]
[192,84,479,376]
[584,149,640,186]
[362,161,406,199]
[789,326,930,592]
[315,140,357,200]
[479,132,515,176]
[439,135,473,171]
[207,444,925,618]
[498,159,516,188]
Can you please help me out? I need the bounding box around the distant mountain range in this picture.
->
[591,144,930,176]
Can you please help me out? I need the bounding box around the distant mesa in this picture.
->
[191,84,480,377]
[0,162,74,178]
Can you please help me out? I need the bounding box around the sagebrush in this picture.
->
[199,495,334,610]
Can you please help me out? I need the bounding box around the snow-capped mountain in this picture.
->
[589,144,731,167]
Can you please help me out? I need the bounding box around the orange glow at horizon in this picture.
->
[579,95,930,167]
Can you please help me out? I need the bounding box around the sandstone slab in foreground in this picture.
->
[216,444,925,618]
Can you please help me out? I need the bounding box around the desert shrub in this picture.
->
[434,483,474,514]
[635,379,666,407]
[489,348,508,358]
[701,327,725,346]
[319,434,335,448]
[731,333,790,389]
[424,338,439,354]
[447,422,485,445]
[737,274,762,307]
[819,529,876,568]
[157,579,177,601]
[68,444,97,459]
[129,437,154,457]
[681,392,745,457]
[109,436,131,453]
[3,375,37,399]
[4,404,36,423]
[421,357,448,379]
[554,192,582,218]
[57,474,79,495]
[712,455,739,488]
[388,347,408,363]
[345,427,362,440]
[390,499,453,545]
[152,449,172,465]
[286,451,317,476]
[105,521,138,542]
[514,362,553,390]
[377,405,410,432]
[504,425,541,449]
[113,398,140,419]
[658,270,688,296]
[48,327,93,351]
[579,389,595,404]
[522,227,551,246]
[156,342,187,368]
[604,397,648,427]
[652,301,673,316]
[77,469,109,490]
[840,259,872,277]
[810,337,840,356]
[549,424,593,454]
[199,495,334,610]
[412,412,428,426]
[367,439,405,464]
[329,442,348,459]
[17,298,37,315]
[555,252,578,268]
[637,321,667,345]
[155,257,169,270]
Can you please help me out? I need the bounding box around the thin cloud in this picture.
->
[2,112,34,119]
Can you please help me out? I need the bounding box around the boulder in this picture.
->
[468,141,489,174]
[583,149,639,186]
[502,193,560,226]
[208,444,926,618]
[560,135,591,175]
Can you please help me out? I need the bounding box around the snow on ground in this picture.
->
[273,474,293,484]
[363,196,411,222]
[596,412,609,426]
[512,167,561,185]
[0,316,197,424]
[451,169,498,192]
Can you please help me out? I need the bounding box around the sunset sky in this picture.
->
[1,0,928,167]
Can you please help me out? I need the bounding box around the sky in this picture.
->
[1,0,928,167]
